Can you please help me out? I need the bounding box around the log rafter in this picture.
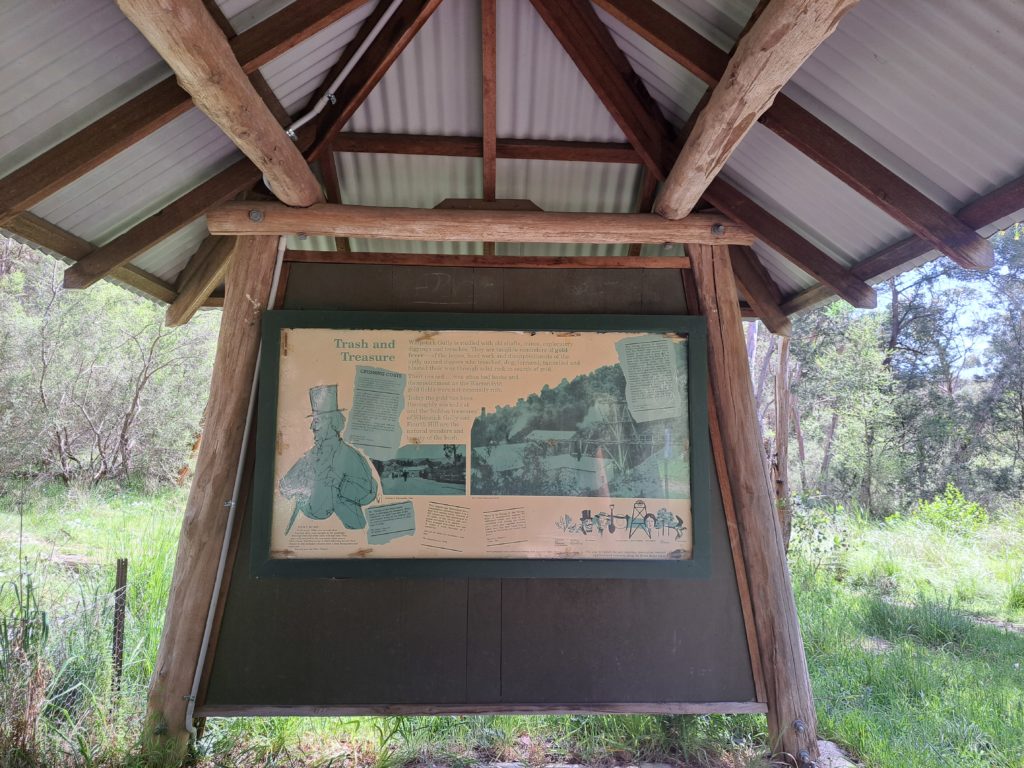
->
[594,0,993,271]
[531,0,876,309]
[0,0,369,227]
[655,0,860,219]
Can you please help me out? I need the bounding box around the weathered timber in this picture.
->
[482,0,497,201]
[628,169,659,258]
[165,237,238,326]
[309,0,445,159]
[5,213,176,303]
[689,243,818,766]
[0,0,366,225]
[63,158,261,289]
[775,336,793,549]
[705,179,876,308]
[283,250,691,268]
[533,0,873,309]
[730,246,791,336]
[596,0,992,270]
[208,201,753,244]
[331,133,639,163]
[780,172,1024,313]
[145,236,279,754]
[196,702,769,717]
[529,0,676,175]
[656,0,859,219]
[116,0,322,207]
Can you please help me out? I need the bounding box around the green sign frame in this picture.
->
[251,311,711,579]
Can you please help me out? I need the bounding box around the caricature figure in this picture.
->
[280,385,378,534]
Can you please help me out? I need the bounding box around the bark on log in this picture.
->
[688,243,818,766]
[145,235,279,757]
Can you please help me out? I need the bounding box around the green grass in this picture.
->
[2,484,1023,767]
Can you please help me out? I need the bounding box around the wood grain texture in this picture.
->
[704,179,875,308]
[5,213,176,303]
[165,237,237,326]
[730,245,791,336]
[309,0,445,159]
[116,0,322,207]
[145,235,279,753]
[197,702,769,716]
[208,201,753,244]
[63,158,261,289]
[780,172,1024,314]
[481,0,497,201]
[331,133,639,164]
[283,250,691,268]
[0,0,365,225]
[628,169,659,258]
[690,243,818,765]
[598,0,992,271]
[656,0,859,218]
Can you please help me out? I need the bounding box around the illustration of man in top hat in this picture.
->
[280,384,379,535]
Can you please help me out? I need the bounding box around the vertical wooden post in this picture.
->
[112,557,128,695]
[145,235,280,756]
[775,336,793,549]
[688,243,818,766]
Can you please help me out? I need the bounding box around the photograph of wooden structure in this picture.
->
[1,1,1021,766]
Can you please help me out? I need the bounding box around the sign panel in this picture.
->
[253,312,710,578]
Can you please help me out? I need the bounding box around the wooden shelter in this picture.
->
[2,1,1022,766]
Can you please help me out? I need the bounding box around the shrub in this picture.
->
[910,484,988,532]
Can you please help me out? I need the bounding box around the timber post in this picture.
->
[144,235,280,758]
[688,243,818,766]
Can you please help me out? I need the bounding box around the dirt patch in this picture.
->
[972,616,1024,635]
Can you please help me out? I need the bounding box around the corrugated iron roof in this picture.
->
[0,0,1021,305]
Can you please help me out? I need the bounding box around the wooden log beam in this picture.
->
[63,158,261,290]
[705,179,876,308]
[145,235,279,753]
[533,0,874,308]
[529,0,677,176]
[0,0,366,226]
[655,0,859,218]
[331,133,641,163]
[284,250,691,268]
[208,201,753,244]
[689,242,818,766]
[780,172,1024,313]
[165,236,237,326]
[595,0,993,270]
[481,0,497,201]
[116,0,322,207]
[730,245,792,336]
[4,213,177,303]
[308,0,445,160]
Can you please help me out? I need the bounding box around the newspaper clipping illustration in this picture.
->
[269,327,692,561]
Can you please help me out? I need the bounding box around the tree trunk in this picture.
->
[689,243,818,766]
[818,411,839,484]
[145,236,279,758]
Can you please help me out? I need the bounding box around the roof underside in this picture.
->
[1,0,1022,308]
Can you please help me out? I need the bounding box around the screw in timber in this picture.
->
[248,209,264,223]
[794,719,807,734]
[711,223,726,237]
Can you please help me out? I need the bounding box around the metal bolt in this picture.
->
[662,242,673,251]
[794,719,807,733]
[326,92,337,105]
[711,223,726,236]
[297,233,308,241]
[286,128,298,141]
[248,209,264,223]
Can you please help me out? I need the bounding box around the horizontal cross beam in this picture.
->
[208,201,753,244]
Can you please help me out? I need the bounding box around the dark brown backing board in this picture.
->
[200,264,759,712]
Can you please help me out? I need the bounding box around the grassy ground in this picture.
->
[1,484,1022,767]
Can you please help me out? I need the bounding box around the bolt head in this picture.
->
[297,233,308,241]
[711,223,726,236]
[248,209,264,223]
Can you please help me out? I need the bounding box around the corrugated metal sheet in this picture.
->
[30,108,239,246]
[130,217,211,283]
[0,0,168,176]
[259,3,376,115]
[2,0,1022,303]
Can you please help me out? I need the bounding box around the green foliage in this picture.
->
[909,483,989,532]
[0,237,219,485]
